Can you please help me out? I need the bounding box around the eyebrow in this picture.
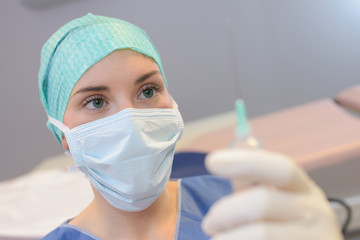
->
[135,70,160,85]
[73,86,109,96]
[72,70,160,96]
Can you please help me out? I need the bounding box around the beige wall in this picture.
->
[1,0,360,180]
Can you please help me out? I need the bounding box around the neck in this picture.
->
[71,180,178,240]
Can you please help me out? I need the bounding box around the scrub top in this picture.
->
[41,175,232,240]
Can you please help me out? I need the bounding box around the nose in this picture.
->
[115,98,136,112]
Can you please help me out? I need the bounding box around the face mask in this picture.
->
[48,106,184,212]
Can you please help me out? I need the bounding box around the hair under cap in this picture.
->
[38,13,166,144]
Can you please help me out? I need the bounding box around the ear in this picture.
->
[61,135,69,150]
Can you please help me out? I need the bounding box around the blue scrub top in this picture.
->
[41,175,232,240]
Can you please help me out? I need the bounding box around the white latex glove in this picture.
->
[201,149,344,240]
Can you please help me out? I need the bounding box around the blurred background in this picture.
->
[1,0,360,181]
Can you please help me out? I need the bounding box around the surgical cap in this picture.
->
[38,13,166,144]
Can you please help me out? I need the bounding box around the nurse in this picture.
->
[39,14,343,239]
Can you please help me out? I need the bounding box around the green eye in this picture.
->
[92,99,104,108]
[83,95,106,111]
[142,89,154,98]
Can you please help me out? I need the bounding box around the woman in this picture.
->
[39,14,343,239]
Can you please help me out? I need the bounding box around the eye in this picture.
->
[90,99,104,109]
[142,89,154,98]
[139,84,162,99]
[82,95,106,110]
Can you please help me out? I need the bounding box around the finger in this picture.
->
[202,186,318,236]
[205,149,311,192]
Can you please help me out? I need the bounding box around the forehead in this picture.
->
[73,49,161,89]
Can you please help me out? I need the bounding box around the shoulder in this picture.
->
[180,175,232,213]
[175,175,232,239]
[181,175,232,196]
[41,223,101,240]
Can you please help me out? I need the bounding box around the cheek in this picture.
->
[62,110,76,129]
[62,108,87,129]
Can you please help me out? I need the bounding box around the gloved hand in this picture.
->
[201,148,344,240]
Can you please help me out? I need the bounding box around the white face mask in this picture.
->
[48,105,184,212]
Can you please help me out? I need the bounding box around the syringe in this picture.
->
[228,99,262,190]
[230,99,261,149]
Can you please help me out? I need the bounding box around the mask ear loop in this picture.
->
[47,115,74,159]
[47,116,70,133]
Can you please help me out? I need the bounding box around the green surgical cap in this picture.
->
[38,13,166,144]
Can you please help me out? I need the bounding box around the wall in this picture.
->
[1,0,360,181]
